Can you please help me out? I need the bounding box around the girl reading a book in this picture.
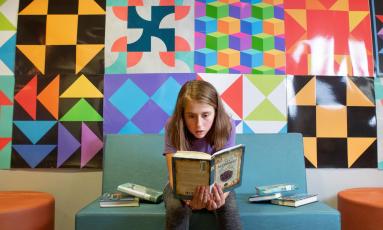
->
[163,80,242,230]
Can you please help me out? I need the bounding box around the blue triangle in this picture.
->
[13,145,56,168]
[151,77,181,115]
[0,34,16,72]
[279,124,287,133]
[14,121,57,144]
[120,121,143,134]
[243,122,254,134]
[379,48,383,54]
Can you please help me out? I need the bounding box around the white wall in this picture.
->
[1,169,383,230]
[0,170,102,230]
[306,169,383,207]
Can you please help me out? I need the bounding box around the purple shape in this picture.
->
[128,74,169,96]
[195,1,206,18]
[81,122,103,168]
[104,74,129,97]
[103,100,129,134]
[57,123,80,167]
[229,2,251,19]
[131,100,169,133]
[229,33,252,50]
[275,35,285,51]
[195,32,206,49]
[229,65,252,74]
[378,28,383,40]
[169,73,196,86]
[274,4,284,20]
[194,65,206,73]
[275,67,286,75]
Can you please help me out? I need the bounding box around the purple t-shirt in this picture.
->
[163,119,236,155]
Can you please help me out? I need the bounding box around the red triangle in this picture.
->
[350,15,373,53]
[0,138,11,151]
[14,76,37,120]
[0,91,12,106]
[221,76,242,118]
[318,0,338,9]
[285,12,306,51]
[377,15,383,23]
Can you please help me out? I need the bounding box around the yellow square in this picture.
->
[316,105,347,138]
[46,15,78,45]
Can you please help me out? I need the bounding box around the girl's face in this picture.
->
[184,100,215,139]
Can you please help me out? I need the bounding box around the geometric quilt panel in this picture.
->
[285,0,374,76]
[105,0,194,73]
[287,75,377,168]
[195,0,285,74]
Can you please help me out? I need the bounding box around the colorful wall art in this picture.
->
[0,0,381,169]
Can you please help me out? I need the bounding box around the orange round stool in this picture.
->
[338,188,383,230]
[0,191,55,230]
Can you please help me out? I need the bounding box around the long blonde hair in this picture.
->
[167,80,232,151]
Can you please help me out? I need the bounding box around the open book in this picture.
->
[171,144,245,199]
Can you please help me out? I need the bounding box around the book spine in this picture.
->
[118,187,156,203]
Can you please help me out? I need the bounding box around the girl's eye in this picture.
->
[202,113,210,118]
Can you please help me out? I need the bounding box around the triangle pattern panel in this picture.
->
[287,75,377,168]
[104,73,195,134]
[285,0,373,76]
[243,74,287,132]
[13,0,105,168]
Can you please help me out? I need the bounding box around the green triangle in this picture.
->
[245,99,286,121]
[0,13,16,30]
[247,75,284,96]
[0,0,6,6]
[60,98,103,121]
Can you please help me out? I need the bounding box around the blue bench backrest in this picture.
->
[102,133,307,194]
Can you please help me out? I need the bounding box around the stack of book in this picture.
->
[248,183,318,207]
[99,182,163,208]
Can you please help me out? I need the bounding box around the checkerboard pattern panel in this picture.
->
[287,75,377,168]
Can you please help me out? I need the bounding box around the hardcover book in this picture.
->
[248,192,282,202]
[172,144,245,199]
[117,182,163,203]
[271,194,318,207]
[255,183,297,195]
[99,191,139,207]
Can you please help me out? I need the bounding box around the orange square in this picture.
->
[263,18,284,35]
[316,105,347,137]
[46,15,78,45]
[218,48,240,67]
[264,49,285,67]
[218,17,240,34]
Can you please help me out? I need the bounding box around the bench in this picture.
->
[76,133,340,230]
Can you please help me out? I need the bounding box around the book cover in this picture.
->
[117,183,163,203]
[248,192,282,202]
[99,191,139,207]
[255,183,297,195]
[171,144,245,199]
[271,194,318,207]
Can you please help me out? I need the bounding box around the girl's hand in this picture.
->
[187,185,210,210]
[206,184,228,211]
